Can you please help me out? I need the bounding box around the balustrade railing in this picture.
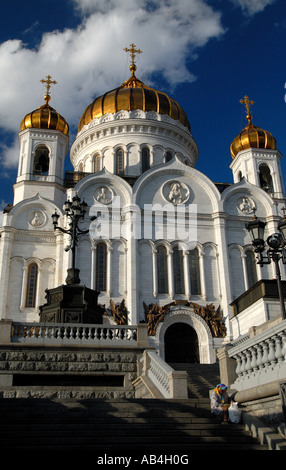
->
[11,322,138,345]
[145,350,173,398]
[228,320,286,391]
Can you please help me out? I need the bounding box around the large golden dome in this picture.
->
[230,96,276,159]
[78,66,190,133]
[20,75,69,136]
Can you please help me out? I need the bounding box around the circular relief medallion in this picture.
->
[236,196,255,214]
[162,181,190,205]
[93,186,113,205]
[28,210,46,228]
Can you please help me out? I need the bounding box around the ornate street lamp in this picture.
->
[246,211,286,320]
[52,194,90,285]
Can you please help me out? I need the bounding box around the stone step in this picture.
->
[0,397,268,451]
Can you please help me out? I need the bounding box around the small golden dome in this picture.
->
[20,75,69,136]
[230,95,276,159]
[78,69,190,133]
[20,102,69,136]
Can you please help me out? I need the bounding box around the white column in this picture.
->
[107,244,112,297]
[198,248,207,300]
[152,247,158,298]
[20,262,28,312]
[90,242,96,290]
[121,204,140,324]
[35,265,42,311]
[167,247,174,299]
[0,228,14,318]
[241,253,249,290]
[213,214,233,320]
[183,250,190,300]
[54,231,64,286]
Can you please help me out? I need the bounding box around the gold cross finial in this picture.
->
[239,95,254,124]
[124,43,142,77]
[40,75,57,105]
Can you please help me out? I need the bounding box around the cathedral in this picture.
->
[0,45,285,365]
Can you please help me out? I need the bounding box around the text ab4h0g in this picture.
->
[96,454,189,466]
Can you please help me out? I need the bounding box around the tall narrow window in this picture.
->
[246,250,258,288]
[25,263,38,307]
[259,163,273,193]
[157,246,168,294]
[142,147,150,172]
[33,145,49,175]
[96,243,107,291]
[189,248,201,295]
[116,148,124,175]
[173,247,185,294]
[94,154,100,173]
[165,151,172,163]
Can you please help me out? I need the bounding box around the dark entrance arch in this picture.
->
[164,322,199,363]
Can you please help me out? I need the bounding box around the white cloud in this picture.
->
[0,0,225,167]
[230,0,277,15]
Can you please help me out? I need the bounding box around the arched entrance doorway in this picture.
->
[164,322,199,363]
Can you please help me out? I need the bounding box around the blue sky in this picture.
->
[0,0,285,218]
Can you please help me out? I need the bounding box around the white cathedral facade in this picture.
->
[0,52,285,364]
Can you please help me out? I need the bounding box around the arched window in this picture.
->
[96,243,107,291]
[94,154,100,173]
[245,250,258,288]
[165,151,172,163]
[142,147,150,172]
[157,246,168,294]
[173,247,185,294]
[259,163,273,193]
[189,248,201,295]
[25,263,38,308]
[33,145,49,175]
[116,148,124,175]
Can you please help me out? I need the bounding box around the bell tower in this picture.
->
[230,96,285,199]
[14,76,69,204]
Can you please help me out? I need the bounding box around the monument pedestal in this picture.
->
[39,284,103,324]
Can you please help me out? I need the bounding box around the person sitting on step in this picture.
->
[210,383,234,423]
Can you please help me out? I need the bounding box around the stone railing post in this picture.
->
[137,323,150,348]
[0,319,12,344]
[168,370,188,399]
[217,345,237,387]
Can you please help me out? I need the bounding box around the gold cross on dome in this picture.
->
[124,43,142,76]
[239,95,254,123]
[40,75,57,104]
[124,43,142,65]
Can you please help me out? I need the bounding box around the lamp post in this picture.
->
[52,194,90,285]
[246,211,286,320]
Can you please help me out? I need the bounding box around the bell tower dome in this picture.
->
[230,95,284,199]
[14,76,69,204]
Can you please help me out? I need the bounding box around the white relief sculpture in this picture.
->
[94,186,113,205]
[163,181,190,205]
[237,196,255,214]
[29,211,45,227]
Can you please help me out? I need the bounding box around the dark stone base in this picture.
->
[39,284,103,324]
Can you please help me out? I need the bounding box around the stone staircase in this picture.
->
[0,362,268,452]
[0,398,268,452]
